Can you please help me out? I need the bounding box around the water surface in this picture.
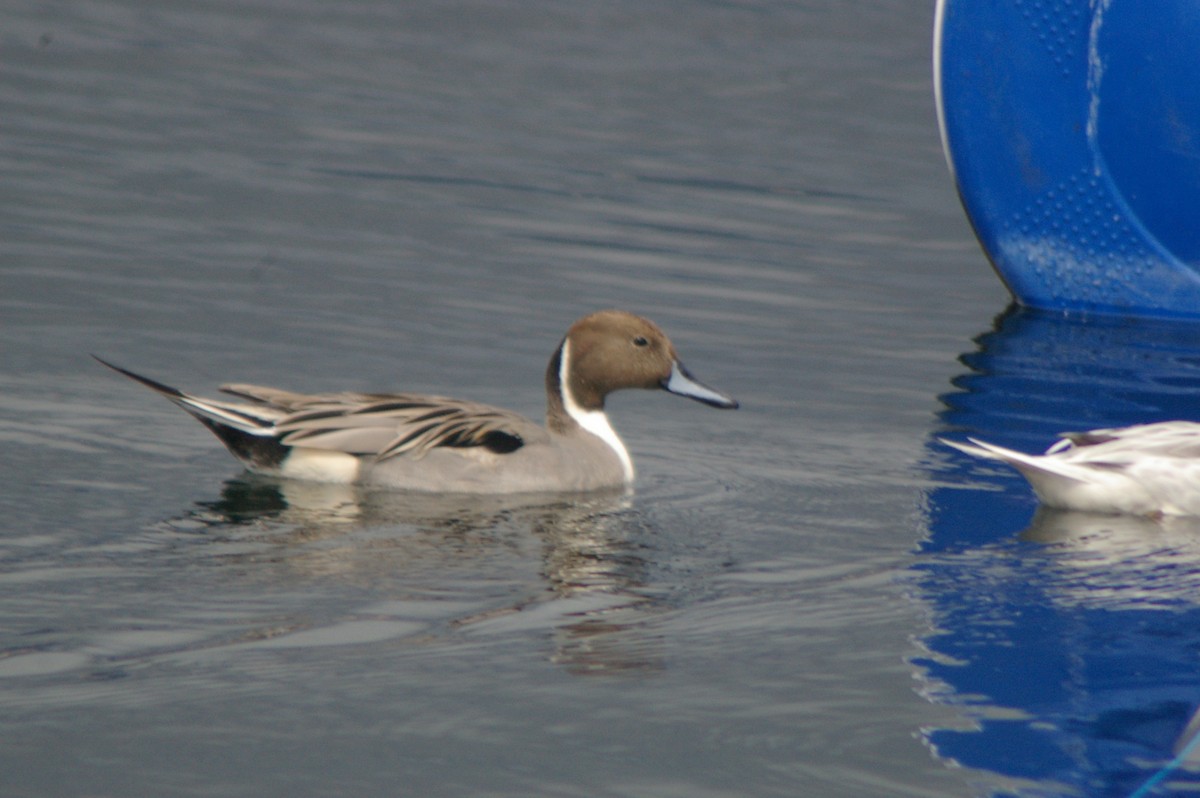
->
[8,2,1178,797]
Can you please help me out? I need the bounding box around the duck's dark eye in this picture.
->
[633,336,649,347]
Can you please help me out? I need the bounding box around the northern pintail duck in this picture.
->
[97,310,737,493]
[943,422,1200,516]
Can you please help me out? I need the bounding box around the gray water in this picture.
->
[1,2,1012,796]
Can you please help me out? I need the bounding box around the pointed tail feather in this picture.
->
[940,436,1088,484]
[940,436,1002,461]
[93,355,278,435]
[92,355,186,399]
[94,355,293,471]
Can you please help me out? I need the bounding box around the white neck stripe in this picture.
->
[559,339,634,482]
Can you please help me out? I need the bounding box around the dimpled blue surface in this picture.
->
[936,0,1200,317]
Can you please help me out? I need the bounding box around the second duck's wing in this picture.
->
[1050,422,1200,460]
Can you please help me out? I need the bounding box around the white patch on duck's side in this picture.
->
[559,339,635,482]
[280,447,361,483]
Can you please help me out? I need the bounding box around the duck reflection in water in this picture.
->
[170,476,666,674]
[1018,507,1200,611]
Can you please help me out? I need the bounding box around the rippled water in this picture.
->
[9,2,1195,797]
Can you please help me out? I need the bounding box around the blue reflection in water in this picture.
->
[922,307,1200,796]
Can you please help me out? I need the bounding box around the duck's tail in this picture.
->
[93,355,288,469]
[940,436,1087,484]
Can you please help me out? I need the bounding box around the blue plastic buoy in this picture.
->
[935,0,1200,318]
